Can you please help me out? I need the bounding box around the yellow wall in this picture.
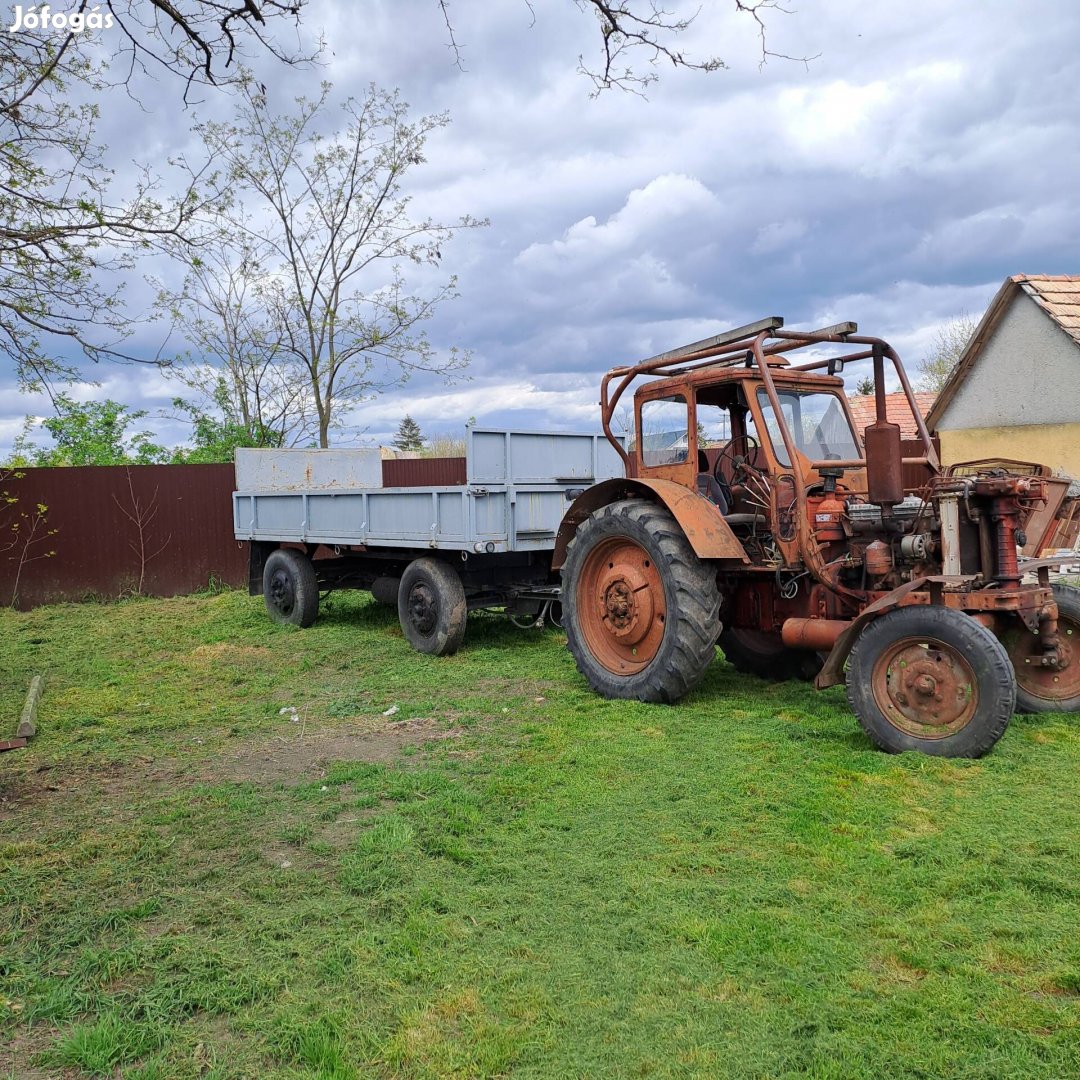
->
[939,423,1080,480]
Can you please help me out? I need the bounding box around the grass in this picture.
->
[0,590,1079,1078]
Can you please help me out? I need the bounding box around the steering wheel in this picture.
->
[713,434,761,486]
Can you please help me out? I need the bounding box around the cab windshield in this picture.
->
[755,389,859,466]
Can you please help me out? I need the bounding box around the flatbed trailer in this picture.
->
[234,428,625,652]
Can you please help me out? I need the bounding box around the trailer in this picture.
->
[233,428,625,654]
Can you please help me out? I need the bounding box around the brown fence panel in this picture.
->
[0,464,247,610]
[382,457,467,487]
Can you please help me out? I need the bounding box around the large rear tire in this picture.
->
[847,606,1015,758]
[263,548,319,628]
[562,499,721,703]
[720,627,823,682]
[1002,583,1080,713]
[397,558,467,656]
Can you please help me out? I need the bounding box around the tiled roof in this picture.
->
[846,392,937,439]
[927,275,1080,429]
[1016,275,1080,348]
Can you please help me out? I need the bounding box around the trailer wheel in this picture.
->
[263,549,319,628]
[563,498,720,703]
[720,628,823,682]
[1003,583,1080,713]
[398,558,467,656]
[847,606,1015,758]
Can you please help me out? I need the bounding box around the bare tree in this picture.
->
[439,0,811,94]
[917,314,979,394]
[0,2,314,392]
[192,78,486,447]
[156,232,317,448]
[113,468,171,595]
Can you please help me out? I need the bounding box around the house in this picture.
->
[846,391,938,439]
[926,275,1080,479]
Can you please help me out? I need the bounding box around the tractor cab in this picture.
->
[606,317,936,582]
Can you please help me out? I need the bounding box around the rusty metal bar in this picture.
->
[634,317,784,367]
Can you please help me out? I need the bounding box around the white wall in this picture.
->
[938,293,1080,429]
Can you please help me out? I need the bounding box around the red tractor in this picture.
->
[556,317,1080,757]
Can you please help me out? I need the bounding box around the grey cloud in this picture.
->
[4,0,1080,455]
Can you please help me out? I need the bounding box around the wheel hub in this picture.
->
[872,639,977,738]
[1006,615,1080,702]
[269,569,295,615]
[597,562,656,644]
[577,536,667,674]
[408,583,438,635]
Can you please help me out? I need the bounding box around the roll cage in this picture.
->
[600,317,940,593]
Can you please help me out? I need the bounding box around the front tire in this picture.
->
[847,606,1015,757]
[562,499,721,703]
[1002,583,1080,713]
[263,548,319,628]
[397,558,467,656]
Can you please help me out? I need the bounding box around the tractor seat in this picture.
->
[696,471,730,515]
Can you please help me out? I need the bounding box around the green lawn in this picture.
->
[1,590,1079,1079]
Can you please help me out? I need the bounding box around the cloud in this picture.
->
[4,0,1080,456]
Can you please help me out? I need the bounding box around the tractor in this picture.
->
[556,317,1080,756]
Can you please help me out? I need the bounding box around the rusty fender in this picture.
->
[551,478,749,570]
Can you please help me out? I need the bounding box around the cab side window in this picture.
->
[639,394,689,468]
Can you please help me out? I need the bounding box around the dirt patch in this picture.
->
[191,642,272,661]
[2,1028,57,1079]
[0,716,463,819]
[215,716,464,786]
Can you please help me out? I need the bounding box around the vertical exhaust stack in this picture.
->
[864,345,904,511]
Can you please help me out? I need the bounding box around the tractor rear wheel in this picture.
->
[720,627,823,682]
[1002,583,1080,713]
[562,499,720,703]
[846,606,1015,758]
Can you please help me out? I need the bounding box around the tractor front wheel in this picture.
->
[1002,583,1080,713]
[847,606,1015,758]
[562,499,720,703]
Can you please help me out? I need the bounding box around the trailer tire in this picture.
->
[847,606,1015,758]
[398,559,467,656]
[563,498,720,703]
[1004,583,1080,713]
[263,548,319,628]
[720,628,823,682]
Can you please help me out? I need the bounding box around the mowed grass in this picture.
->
[1,590,1079,1079]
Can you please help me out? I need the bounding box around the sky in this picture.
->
[3,0,1080,455]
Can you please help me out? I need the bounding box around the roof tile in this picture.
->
[846,392,936,439]
[1017,275,1080,347]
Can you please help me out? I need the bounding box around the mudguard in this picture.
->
[552,478,749,570]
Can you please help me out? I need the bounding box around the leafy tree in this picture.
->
[854,376,875,396]
[168,397,285,464]
[917,314,979,394]
[393,416,426,453]
[0,2,312,391]
[13,395,168,466]
[188,77,484,447]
